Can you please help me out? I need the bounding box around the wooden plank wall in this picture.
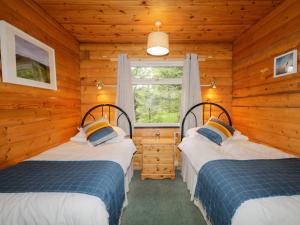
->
[0,0,80,168]
[80,43,232,168]
[232,0,300,156]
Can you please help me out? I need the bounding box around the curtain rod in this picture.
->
[109,57,210,62]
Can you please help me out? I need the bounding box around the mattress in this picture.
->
[0,139,136,225]
[179,136,300,225]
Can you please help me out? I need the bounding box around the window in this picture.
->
[131,61,183,127]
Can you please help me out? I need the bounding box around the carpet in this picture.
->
[121,171,207,225]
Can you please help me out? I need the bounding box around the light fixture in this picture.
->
[200,80,217,89]
[96,81,104,90]
[211,80,217,89]
[147,20,169,56]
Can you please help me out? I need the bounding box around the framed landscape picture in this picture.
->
[274,49,298,78]
[0,20,56,90]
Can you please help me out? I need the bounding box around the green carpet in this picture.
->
[121,171,207,225]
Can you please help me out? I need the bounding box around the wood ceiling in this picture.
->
[34,0,284,43]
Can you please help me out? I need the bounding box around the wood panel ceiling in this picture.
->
[34,0,284,43]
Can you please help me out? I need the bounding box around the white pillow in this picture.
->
[221,130,249,146]
[104,126,126,144]
[232,130,249,141]
[185,127,202,137]
[70,128,87,143]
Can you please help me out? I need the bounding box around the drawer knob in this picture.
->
[156,149,160,152]
[156,158,160,161]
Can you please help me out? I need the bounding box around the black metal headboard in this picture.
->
[81,104,133,139]
[181,102,232,140]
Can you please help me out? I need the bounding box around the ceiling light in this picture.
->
[147,20,169,56]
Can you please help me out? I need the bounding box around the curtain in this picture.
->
[116,54,135,135]
[180,53,202,135]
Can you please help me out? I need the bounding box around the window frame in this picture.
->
[131,60,184,128]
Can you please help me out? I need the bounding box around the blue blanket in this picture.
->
[0,160,125,225]
[195,158,300,225]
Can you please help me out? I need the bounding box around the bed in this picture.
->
[178,102,300,225]
[0,104,136,225]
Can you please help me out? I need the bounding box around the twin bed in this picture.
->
[179,102,300,225]
[0,104,136,225]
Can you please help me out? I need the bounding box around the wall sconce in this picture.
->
[96,81,104,90]
[95,81,116,89]
[200,80,217,89]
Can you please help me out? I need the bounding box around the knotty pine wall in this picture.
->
[0,0,80,168]
[80,43,232,168]
[232,0,300,156]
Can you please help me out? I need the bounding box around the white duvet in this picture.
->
[178,135,300,225]
[0,139,136,225]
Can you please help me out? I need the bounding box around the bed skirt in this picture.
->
[181,152,212,225]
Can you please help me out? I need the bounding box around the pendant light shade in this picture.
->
[147,20,169,56]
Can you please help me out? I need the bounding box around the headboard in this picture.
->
[81,104,133,138]
[181,102,232,140]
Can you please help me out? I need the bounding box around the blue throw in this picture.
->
[195,158,300,225]
[0,160,125,225]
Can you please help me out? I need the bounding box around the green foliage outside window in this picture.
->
[132,66,183,124]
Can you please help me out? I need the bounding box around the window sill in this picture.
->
[134,123,180,128]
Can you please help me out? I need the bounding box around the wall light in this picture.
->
[96,81,104,90]
[200,79,217,89]
[95,81,116,89]
[147,20,169,56]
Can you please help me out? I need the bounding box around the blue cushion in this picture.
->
[197,127,223,145]
[88,126,117,146]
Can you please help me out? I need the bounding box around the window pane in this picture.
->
[131,66,183,79]
[134,84,181,123]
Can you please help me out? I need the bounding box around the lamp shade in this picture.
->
[147,31,169,56]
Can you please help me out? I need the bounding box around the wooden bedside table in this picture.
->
[141,138,176,180]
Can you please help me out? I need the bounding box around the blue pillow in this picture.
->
[197,125,228,145]
[88,126,117,146]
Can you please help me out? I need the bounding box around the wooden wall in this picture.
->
[232,0,300,156]
[0,0,80,167]
[80,43,232,168]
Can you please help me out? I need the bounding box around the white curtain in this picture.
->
[180,53,202,135]
[116,54,135,135]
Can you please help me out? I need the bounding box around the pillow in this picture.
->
[185,127,202,137]
[82,116,109,132]
[196,117,233,145]
[105,126,126,144]
[84,121,117,146]
[70,128,87,143]
[209,117,235,134]
[221,130,249,146]
[71,124,126,145]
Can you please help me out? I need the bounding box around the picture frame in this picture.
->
[274,49,298,78]
[0,20,56,90]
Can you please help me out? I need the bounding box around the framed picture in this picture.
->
[0,20,56,90]
[274,49,298,78]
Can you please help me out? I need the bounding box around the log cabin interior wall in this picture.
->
[80,43,232,168]
[0,0,80,168]
[232,0,300,156]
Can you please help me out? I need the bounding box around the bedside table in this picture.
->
[141,138,176,180]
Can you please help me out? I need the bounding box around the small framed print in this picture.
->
[0,20,56,90]
[274,49,298,78]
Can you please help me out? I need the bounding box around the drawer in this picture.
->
[143,145,173,153]
[142,164,174,174]
[143,155,173,164]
